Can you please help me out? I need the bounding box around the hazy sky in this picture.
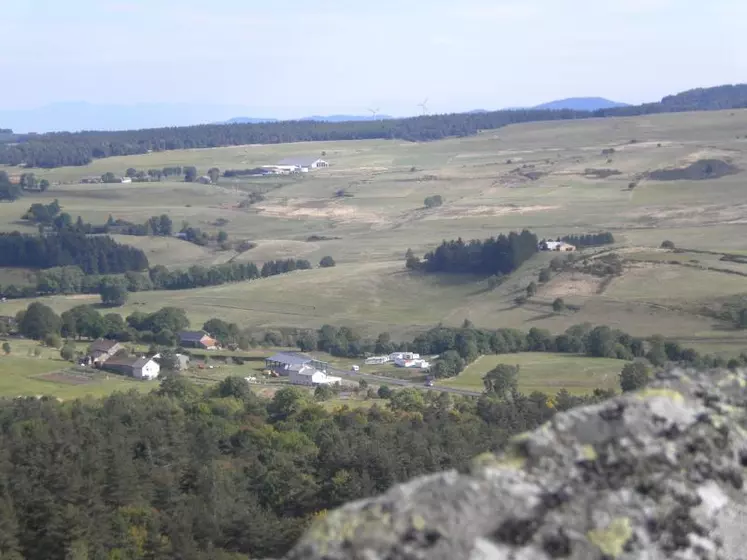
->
[1,0,743,117]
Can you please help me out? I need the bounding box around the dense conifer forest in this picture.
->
[1,85,746,168]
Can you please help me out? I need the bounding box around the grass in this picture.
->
[2,107,747,362]
[439,353,624,395]
[0,339,152,400]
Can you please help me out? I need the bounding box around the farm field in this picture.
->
[439,353,624,395]
[2,108,747,356]
[0,340,152,399]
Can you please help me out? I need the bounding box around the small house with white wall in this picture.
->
[539,240,575,252]
[276,157,329,172]
[289,365,342,387]
[389,352,420,362]
[394,358,431,370]
[365,356,390,365]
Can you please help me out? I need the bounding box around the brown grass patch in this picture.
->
[256,199,386,224]
[436,204,559,220]
[541,272,606,298]
[37,372,93,385]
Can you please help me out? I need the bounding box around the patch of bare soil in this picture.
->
[542,272,606,298]
[436,204,560,220]
[256,199,387,224]
[37,372,93,385]
[647,159,739,181]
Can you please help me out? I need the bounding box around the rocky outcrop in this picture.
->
[283,368,747,559]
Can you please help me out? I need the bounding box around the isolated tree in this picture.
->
[60,342,76,362]
[208,167,220,183]
[44,333,62,348]
[125,168,138,178]
[101,172,117,183]
[18,302,61,340]
[358,379,368,391]
[38,178,49,191]
[319,256,336,268]
[184,166,198,182]
[526,282,537,297]
[538,268,552,283]
[99,281,129,307]
[483,364,519,397]
[552,298,566,312]
[217,230,228,243]
[1,342,10,355]
[660,240,675,249]
[620,361,650,392]
[377,385,392,399]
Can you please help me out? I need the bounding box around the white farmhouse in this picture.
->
[289,365,342,387]
[276,157,330,173]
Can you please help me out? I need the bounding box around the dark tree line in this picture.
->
[0,232,149,274]
[0,368,621,559]
[4,84,747,168]
[559,232,615,248]
[0,258,315,300]
[409,230,538,276]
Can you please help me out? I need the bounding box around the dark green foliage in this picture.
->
[319,256,336,268]
[661,240,676,249]
[0,171,22,201]
[22,199,61,224]
[423,195,443,208]
[526,282,537,297]
[208,167,220,183]
[556,232,615,248]
[552,298,566,312]
[0,232,148,274]
[260,259,312,277]
[538,268,552,283]
[59,342,76,362]
[420,230,538,276]
[217,230,228,243]
[18,302,61,340]
[1,342,9,354]
[99,279,129,307]
[483,364,520,397]
[620,361,651,392]
[184,166,198,182]
[0,375,615,558]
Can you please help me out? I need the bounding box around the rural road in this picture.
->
[327,367,482,397]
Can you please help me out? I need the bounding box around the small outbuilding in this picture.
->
[178,331,219,350]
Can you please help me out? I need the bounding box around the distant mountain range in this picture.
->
[502,97,630,112]
[532,97,630,111]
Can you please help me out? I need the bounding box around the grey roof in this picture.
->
[277,156,324,167]
[179,331,208,342]
[266,352,313,366]
[90,339,119,353]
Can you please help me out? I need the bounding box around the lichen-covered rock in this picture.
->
[283,368,747,560]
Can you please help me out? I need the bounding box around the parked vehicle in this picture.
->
[351,365,360,372]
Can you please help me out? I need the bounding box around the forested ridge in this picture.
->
[0,375,611,560]
[2,84,746,168]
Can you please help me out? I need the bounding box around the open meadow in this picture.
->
[2,108,747,355]
[439,353,624,395]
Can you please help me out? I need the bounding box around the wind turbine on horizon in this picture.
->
[368,107,381,120]
[418,98,429,115]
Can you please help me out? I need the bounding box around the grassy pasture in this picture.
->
[439,353,624,395]
[0,339,151,399]
[1,108,747,356]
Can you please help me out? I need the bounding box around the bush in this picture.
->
[538,268,552,283]
[552,298,566,313]
[424,195,443,209]
[2,342,10,355]
[377,385,392,399]
[619,361,650,392]
[60,342,76,362]
[661,240,675,249]
[526,282,537,297]
[44,333,62,348]
[319,256,336,268]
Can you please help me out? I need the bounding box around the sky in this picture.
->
[0,0,744,119]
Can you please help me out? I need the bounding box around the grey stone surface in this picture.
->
[282,368,747,560]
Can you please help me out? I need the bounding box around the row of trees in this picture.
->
[559,232,615,248]
[408,230,539,276]
[0,231,149,274]
[4,84,747,167]
[0,258,318,301]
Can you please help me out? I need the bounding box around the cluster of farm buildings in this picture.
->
[264,352,341,387]
[364,352,431,370]
[79,330,218,381]
[256,157,330,176]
